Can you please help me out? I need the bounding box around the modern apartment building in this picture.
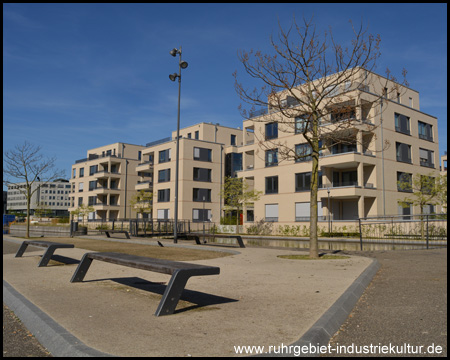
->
[139,123,243,223]
[68,143,146,221]
[6,179,71,217]
[237,68,441,225]
[68,69,441,227]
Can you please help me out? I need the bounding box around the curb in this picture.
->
[3,280,115,357]
[260,257,380,357]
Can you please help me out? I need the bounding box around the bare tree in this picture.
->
[3,141,65,238]
[234,16,408,258]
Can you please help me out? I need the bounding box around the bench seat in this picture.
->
[15,240,75,267]
[70,252,220,316]
[99,230,131,239]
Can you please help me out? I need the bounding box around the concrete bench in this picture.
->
[186,233,246,248]
[99,230,131,239]
[70,252,220,316]
[15,240,75,267]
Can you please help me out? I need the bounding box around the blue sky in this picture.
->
[3,3,447,189]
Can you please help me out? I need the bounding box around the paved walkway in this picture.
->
[3,235,376,357]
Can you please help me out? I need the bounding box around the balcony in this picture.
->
[136,161,154,172]
[135,180,153,191]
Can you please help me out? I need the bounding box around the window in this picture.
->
[193,188,211,202]
[78,182,84,192]
[78,197,83,206]
[295,171,322,192]
[159,149,171,164]
[187,133,191,138]
[420,175,435,195]
[89,181,97,191]
[193,209,212,222]
[331,141,355,155]
[265,176,278,194]
[397,172,412,192]
[295,202,324,221]
[138,151,141,161]
[158,169,171,183]
[193,168,212,182]
[195,131,199,140]
[418,121,433,141]
[157,189,170,202]
[265,122,278,140]
[265,204,278,222]
[194,147,212,162]
[423,204,435,215]
[295,143,312,162]
[88,196,96,206]
[398,202,412,220]
[231,134,236,146]
[89,165,98,176]
[409,97,413,108]
[73,168,76,178]
[295,115,311,134]
[395,113,410,135]
[419,148,434,168]
[396,142,412,164]
[265,149,278,167]
[157,209,170,220]
[79,168,84,178]
[246,209,254,222]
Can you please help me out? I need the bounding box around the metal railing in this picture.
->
[358,213,447,250]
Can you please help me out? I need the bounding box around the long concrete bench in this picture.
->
[70,252,220,316]
[15,240,75,267]
[186,233,246,248]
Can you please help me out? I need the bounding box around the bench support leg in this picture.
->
[236,236,245,248]
[155,270,190,316]
[15,242,30,258]
[70,254,94,282]
[38,245,59,267]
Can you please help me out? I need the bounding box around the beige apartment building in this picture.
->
[69,69,441,228]
[69,143,146,221]
[238,68,441,227]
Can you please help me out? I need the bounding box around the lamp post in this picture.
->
[327,186,331,235]
[169,46,188,243]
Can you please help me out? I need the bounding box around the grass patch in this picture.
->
[25,237,232,261]
[277,254,350,260]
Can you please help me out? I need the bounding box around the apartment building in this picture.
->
[138,123,242,222]
[237,68,441,225]
[7,179,71,217]
[68,143,146,221]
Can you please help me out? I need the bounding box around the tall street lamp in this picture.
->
[169,46,188,243]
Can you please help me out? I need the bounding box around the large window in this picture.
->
[295,115,311,134]
[265,204,278,222]
[157,189,170,202]
[158,169,171,183]
[265,149,278,167]
[397,172,412,192]
[193,188,211,202]
[159,149,171,164]
[193,208,211,222]
[79,168,84,178]
[295,143,312,162]
[419,148,434,168]
[295,171,323,192]
[396,142,412,164]
[265,176,278,194]
[418,121,433,141]
[157,209,170,220]
[395,113,410,135]
[295,202,324,221]
[265,122,278,140]
[193,168,212,182]
[194,147,212,162]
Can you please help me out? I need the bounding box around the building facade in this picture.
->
[237,68,441,226]
[6,179,71,217]
[68,70,442,227]
[68,142,146,221]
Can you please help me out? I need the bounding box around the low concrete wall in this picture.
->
[9,225,85,237]
[209,235,447,251]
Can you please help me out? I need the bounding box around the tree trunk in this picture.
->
[26,187,31,238]
[309,125,320,259]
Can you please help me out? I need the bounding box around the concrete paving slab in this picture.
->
[3,236,374,357]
